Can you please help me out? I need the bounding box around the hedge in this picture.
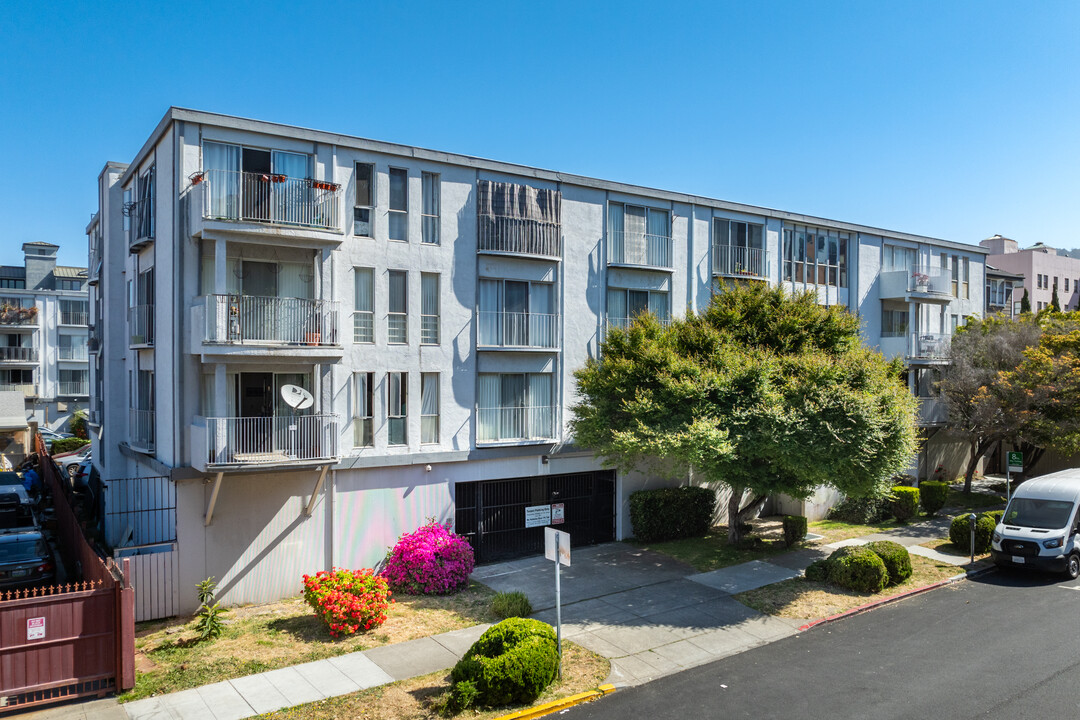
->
[864,540,912,586]
[49,437,90,454]
[949,513,996,554]
[783,515,808,547]
[629,486,716,542]
[828,495,890,524]
[891,486,920,522]
[449,618,559,710]
[919,481,949,516]
[826,546,888,594]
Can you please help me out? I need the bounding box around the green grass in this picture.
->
[945,487,1007,510]
[628,528,798,573]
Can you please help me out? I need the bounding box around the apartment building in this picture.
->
[0,242,90,432]
[985,264,1024,318]
[982,235,1079,312]
[88,108,987,612]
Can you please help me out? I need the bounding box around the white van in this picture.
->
[991,469,1080,578]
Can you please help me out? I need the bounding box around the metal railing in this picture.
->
[58,346,88,361]
[129,409,155,452]
[606,315,671,331]
[388,313,408,344]
[200,168,341,232]
[204,295,339,346]
[477,311,559,349]
[908,333,951,361]
[60,310,89,326]
[205,414,340,466]
[477,215,561,257]
[59,381,89,396]
[477,406,556,443]
[0,383,36,397]
[422,215,439,245]
[713,245,768,278]
[608,230,672,268]
[0,306,38,326]
[906,265,951,295]
[353,311,374,343]
[421,314,439,344]
[0,346,37,362]
[129,305,155,346]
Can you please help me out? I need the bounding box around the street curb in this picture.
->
[491,684,616,720]
[797,564,995,632]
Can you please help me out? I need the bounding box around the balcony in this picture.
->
[477,406,556,444]
[58,381,89,397]
[0,383,36,398]
[477,312,559,350]
[879,265,952,302]
[60,310,89,326]
[129,409,155,453]
[0,347,37,363]
[477,215,561,259]
[608,231,672,270]
[908,333,951,364]
[196,414,340,470]
[0,305,38,328]
[607,315,671,331]
[195,295,342,361]
[919,396,948,426]
[57,346,88,361]
[713,245,768,279]
[191,169,342,245]
[129,305,155,347]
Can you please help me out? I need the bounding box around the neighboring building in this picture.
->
[982,235,1080,312]
[0,242,90,432]
[986,264,1024,318]
[89,108,988,612]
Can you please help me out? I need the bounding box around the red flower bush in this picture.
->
[383,520,475,595]
[302,568,391,638]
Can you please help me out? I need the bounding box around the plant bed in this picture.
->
[122,580,498,702]
[629,516,806,572]
[251,641,609,719]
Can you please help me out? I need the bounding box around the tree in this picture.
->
[1020,288,1031,314]
[1052,283,1061,312]
[571,283,919,543]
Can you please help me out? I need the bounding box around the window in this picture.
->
[962,257,970,299]
[421,273,439,344]
[59,369,88,395]
[353,268,374,343]
[388,270,408,343]
[57,278,83,291]
[354,372,373,447]
[354,163,374,237]
[781,225,849,288]
[136,166,155,240]
[1066,278,1070,293]
[123,188,132,235]
[951,314,959,332]
[609,203,671,267]
[422,172,439,245]
[388,168,408,241]
[58,334,88,360]
[881,308,909,338]
[388,372,407,446]
[477,373,554,442]
[476,180,562,257]
[478,279,557,347]
[950,255,959,297]
[713,218,765,276]
[421,373,439,444]
[60,300,89,325]
[606,288,669,330]
[0,279,24,289]
[882,245,917,272]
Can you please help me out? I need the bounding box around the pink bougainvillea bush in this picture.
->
[382,520,476,595]
[302,568,392,638]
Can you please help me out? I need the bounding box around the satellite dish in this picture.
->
[280,384,314,410]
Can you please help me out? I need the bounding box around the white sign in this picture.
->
[551,503,565,525]
[545,527,571,566]
[26,617,45,641]
[525,505,552,529]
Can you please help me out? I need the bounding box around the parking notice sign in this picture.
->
[1008,451,1023,473]
[26,617,45,641]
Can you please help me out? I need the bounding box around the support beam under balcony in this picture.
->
[303,465,330,517]
[205,471,224,526]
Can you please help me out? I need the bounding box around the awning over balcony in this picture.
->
[0,392,28,431]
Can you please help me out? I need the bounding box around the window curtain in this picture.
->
[478,374,500,441]
[648,292,669,321]
[388,372,406,445]
[527,374,553,439]
[607,288,627,325]
[422,173,439,215]
[421,274,439,316]
[609,204,625,262]
[204,142,240,219]
[478,279,500,345]
[388,271,407,313]
[646,209,668,265]
[355,268,373,311]
[530,283,553,346]
[421,373,439,443]
[625,206,646,265]
[476,181,561,223]
[501,374,526,439]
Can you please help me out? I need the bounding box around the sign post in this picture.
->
[1007,451,1023,508]
[544,527,570,677]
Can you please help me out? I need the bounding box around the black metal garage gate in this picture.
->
[455,471,615,563]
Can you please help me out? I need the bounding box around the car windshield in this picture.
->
[0,540,47,563]
[1003,498,1075,530]
[0,472,21,484]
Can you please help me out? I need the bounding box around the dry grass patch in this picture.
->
[123,580,498,702]
[253,641,609,720]
[632,516,807,572]
[736,554,963,620]
[807,519,907,545]
[921,537,991,561]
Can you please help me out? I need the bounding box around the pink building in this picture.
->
[981,235,1080,312]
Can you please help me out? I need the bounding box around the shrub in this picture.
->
[805,558,831,582]
[49,437,90,454]
[70,410,88,440]
[864,540,912,586]
[983,509,1004,525]
[949,513,996,554]
[629,486,716,542]
[382,520,475,595]
[890,486,920,522]
[827,495,890,524]
[826,546,888,594]
[302,568,391,638]
[782,515,808,547]
[449,618,559,710]
[492,591,533,620]
[919,481,949,516]
[193,577,228,642]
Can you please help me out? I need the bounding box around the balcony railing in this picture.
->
[60,310,89,326]
[205,414,340,466]
[130,408,155,453]
[477,215,561,258]
[388,313,408,344]
[0,383,36,397]
[907,265,951,295]
[421,314,439,345]
[477,312,559,349]
[57,346,88,361]
[353,311,374,343]
[713,245,768,278]
[608,231,672,268]
[129,305,155,346]
[58,381,89,396]
[909,333,951,361]
[607,315,672,331]
[477,406,556,443]
[200,168,341,232]
[0,306,38,327]
[0,347,37,362]
[204,295,339,346]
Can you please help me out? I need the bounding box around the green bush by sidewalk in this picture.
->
[826,546,888,594]
[782,515,808,547]
[629,486,716,542]
[890,486,920,522]
[863,540,912,586]
[448,618,559,711]
[919,481,949,516]
[949,513,996,554]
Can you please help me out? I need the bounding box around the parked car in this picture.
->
[59,446,91,479]
[72,458,93,493]
[0,530,55,590]
[992,469,1080,578]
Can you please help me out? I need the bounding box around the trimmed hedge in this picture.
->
[449,618,559,710]
[891,486,920,522]
[805,559,830,582]
[629,486,716,542]
[828,495,890,524]
[783,515,808,547]
[983,509,1004,525]
[864,540,912,586]
[919,481,949,516]
[949,513,996,554]
[49,437,89,454]
[826,546,888,594]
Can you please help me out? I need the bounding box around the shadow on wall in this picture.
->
[451,185,478,450]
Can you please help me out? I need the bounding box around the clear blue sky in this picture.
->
[1,1,1077,267]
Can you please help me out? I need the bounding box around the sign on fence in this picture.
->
[26,617,45,641]
[525,504,552,528]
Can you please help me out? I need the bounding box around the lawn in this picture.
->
[123,580,499,702]
[252,641,610,720]
[944,486,1007,510]
[629,517,803,572]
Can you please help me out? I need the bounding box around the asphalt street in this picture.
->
[564,569,1080,719]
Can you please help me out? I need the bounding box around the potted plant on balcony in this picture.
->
[911,272,930,292]
[305,312,322,346]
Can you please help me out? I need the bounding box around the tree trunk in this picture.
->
[726,488,770,544]
[963,438,996,493]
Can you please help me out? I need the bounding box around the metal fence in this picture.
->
[477,215,561,257]
[204,294,339,346]
[205,414,340,466]
[608,230,672,268]
[201,168,341,231]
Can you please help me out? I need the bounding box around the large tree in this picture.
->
[571,283,919,543]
